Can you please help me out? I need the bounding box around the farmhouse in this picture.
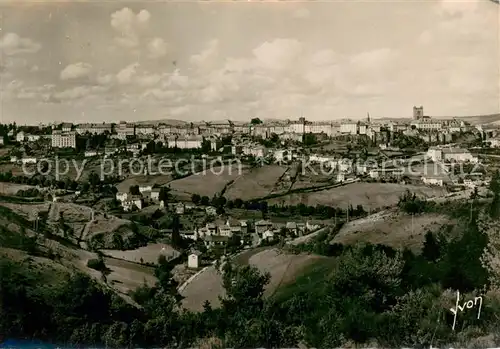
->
[204,235,229,248]
[122,196,143,211]
[226,218,242,234]
[151,188,161,201]
[255,220,273,235]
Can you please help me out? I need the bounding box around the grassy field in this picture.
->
[169,164,246,197]
[101,243,180,264]
[268,182,448,210]
[224,165,289,200]
[330,209,458,251]
[180,247,322,312]
[0,182,37,195]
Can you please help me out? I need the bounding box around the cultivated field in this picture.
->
[169,164,246,197]
[180,248,323,312]
[268,182,448,210]
[103,257,157,294]
[331,209,457,251]
[290,163,335,190]
[224,165,289,200]
[101,243,180,265]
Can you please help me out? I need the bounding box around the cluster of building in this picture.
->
[182,219,320,249]
[11,106,496,154]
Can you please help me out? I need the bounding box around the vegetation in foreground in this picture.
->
[3,175,500,348]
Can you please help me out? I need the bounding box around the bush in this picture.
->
[87,258,107,272]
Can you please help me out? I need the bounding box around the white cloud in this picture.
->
[137,72,162,87]
[110,7,151,49]
[60,62,92,80]
[147,37,168,59]
[96,73,115,86]
[252,38,303,71]
[116,63,139,84]
[190,39,219,68]
[0,33,41,55]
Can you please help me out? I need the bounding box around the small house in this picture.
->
[188,251,202,269]
[255,220,273,235]
[151,188,161,201]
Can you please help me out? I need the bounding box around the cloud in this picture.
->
[137,72,163,87]
[252,38,303,70]
[116,63,140,84]
[60,62,92,80]
[0,33,41,55]
[190,39,219,69]
[147,37,168,59]
[111,8,150,49]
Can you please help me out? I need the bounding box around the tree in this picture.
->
[200,196,210,206]
[129,185,140,196]
[250,118,262,125]
[479,214,500,289]
[158,187,170,203]
[234,198,243,209]
[191,194,201,205]
[422,231,440,262]
[170,214,184,249]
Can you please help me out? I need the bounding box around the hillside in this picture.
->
[180,247,323,312]
[0,203,158,301]
[330,209,458,251]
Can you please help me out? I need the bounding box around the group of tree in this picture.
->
[190,193,366,219]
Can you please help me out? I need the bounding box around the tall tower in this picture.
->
[367,112,371,124]
[413,106,424,120]
[299,116,306,134]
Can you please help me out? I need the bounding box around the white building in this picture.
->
[168,135,203,149]
[340,120,358,135]
[411,119,443,131]
[188,251,202,269]
[274,149,293,162]
[489,138,500,148]
[138,185,153,193]
[16,131,25,142]
[178,136,203,149]
[135,124,155,137]
[116,192,129,202]
[422,176,444,186]
[21,157,37,164]
[76,123,112,135]
[122,196,143,211]
[61,123,73,132]
[115,121,135,139]
[242,144,267,158]
[51,131,76,148]
[427,146,478,163]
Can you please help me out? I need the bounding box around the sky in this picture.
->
[0,0,498,124]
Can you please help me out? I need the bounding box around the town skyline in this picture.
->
[1,0,499,123]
